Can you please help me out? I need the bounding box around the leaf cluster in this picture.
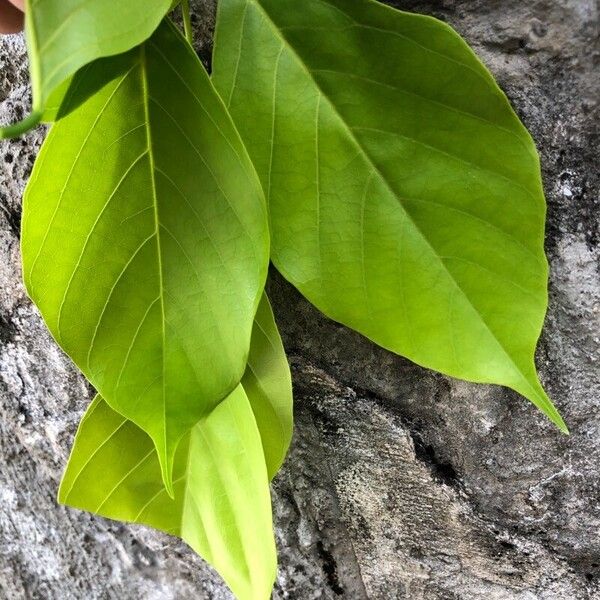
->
[0,0,566,597]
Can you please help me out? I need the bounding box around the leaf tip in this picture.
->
[525,379,569,436]
[157,450,176,500]
[554,414,570,436]
[164,482,175,500]
[541,397,569,436]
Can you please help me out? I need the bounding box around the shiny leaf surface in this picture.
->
[212,0,566,431]
[22,19,270,491]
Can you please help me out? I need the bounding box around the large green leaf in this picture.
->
[22,19,270,492]
[0,0,172,138]
[59,389,276,600]
[212,0,566,431]
[59,293,291,600]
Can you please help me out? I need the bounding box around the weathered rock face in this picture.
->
[0,0,598,598]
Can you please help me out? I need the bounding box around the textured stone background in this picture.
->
[0,0,599,598]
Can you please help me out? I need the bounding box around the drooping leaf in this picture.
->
[0,0,172,138]
[245,293,294,479]
[212,0,566,431]
[59,293,291,600]
[22,19,270,492]
[59,389,276,600]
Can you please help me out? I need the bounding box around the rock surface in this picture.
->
[0,0,598,598]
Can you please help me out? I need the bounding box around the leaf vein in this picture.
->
[26,65,136,301]
[56,149,150,341]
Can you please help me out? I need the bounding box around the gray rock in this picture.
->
[0,0,598,598]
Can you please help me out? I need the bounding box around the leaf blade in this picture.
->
[0,0,172,137]
[212,0,566,431]
[59,389,276,600]
[58,294,290,600]
[243,293,293,479]
[22,19,271,490]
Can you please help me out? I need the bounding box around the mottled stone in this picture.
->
[0,0,598,598]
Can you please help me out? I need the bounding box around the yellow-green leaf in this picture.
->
[212,0,566,431]
[0,0,172,137]
[59,389,276,600]
[59,293,291,600]
[245,293,294,479]
[22,19,270,492]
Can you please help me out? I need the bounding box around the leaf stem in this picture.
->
[181,0,193,46]
[0,110,42,140]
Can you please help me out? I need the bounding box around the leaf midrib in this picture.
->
[139,43,169,474]
[244,0,553,413]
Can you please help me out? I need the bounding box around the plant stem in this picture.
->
[0,110,42,140]
[182,0,193,46]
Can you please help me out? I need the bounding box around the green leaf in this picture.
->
[22,19,270,493]
[58,294,290,600]
[212,0,567,432]
[245,293,294,479]
[59,389,276,600]
[0,0,172,138]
